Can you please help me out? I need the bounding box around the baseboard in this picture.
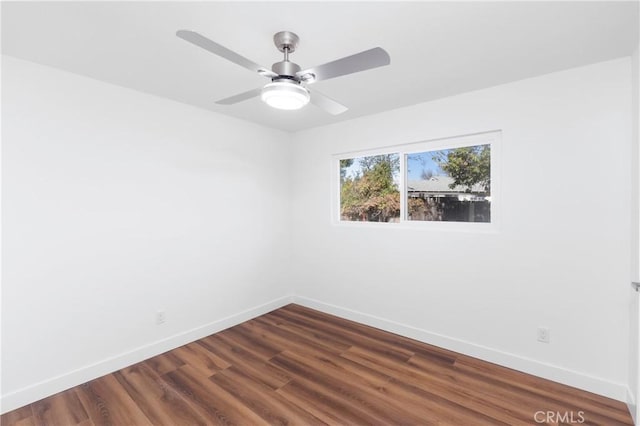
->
[0,295,294,414]
[2,293,629,414]
[628,387,638,425]
[293,296,628,402]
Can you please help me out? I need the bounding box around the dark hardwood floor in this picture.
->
[1,304,633,425]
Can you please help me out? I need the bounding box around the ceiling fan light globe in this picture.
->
[261,81,310,110]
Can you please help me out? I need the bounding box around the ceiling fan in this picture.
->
[176,30,390,114]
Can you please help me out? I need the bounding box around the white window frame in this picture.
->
[332,130,501,232]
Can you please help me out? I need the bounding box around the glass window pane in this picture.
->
[340,154,400,222]
[406,144,491,222]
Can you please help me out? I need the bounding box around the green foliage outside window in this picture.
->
[340,154,400,222]
[434,144,490,193]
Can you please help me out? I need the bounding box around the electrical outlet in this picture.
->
[537,327,550,343]
[156,310,166,325]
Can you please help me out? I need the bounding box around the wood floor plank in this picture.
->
[173,341,231,376]
[340,346,516,425]
[272,338,393,389]
[216,324,282,361]
[31,389,89,426]
[162,365,268,425]
[259,311,354,353]
[406,353,572,423]
[278,304,459,365]
[142,350,185,376]
[243,317,344,357]
[113,362,209,426]
[398,351,595,423]
[271,349,435,425]
[74,375,153,426]
[271,307,416,363]
[2,303,633,426]
[347,344,579,425]
[276,378,389,425]
[0,405,35,426]
[210,366,327,426]
[450,355,633,425]
[196,334,292,390]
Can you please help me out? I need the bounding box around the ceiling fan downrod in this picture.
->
[271,31,302,79]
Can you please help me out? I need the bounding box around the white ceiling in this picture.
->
[2,1,638,132]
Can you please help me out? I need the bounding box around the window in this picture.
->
[340,153,400,222]
[335,131,499,227]
[406,144,491,223]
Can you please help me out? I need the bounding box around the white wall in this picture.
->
[629,43,640,422]
[0,55,293,412]
[1,53,635,412]
[291,58,632,400]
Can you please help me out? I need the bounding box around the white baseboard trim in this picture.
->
[293,296,628,402]
[2,294,629,414]
[0,295,294,414]
[628,387,638,425]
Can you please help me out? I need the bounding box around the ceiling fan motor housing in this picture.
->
[271,60,301,78]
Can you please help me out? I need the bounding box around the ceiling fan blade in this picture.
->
[310,90,348,115]
[177,30,277,78]
[297,47,390,83]
[216,87,262,105]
